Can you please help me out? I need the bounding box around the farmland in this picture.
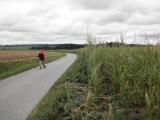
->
[0,50,58,61]
[0,50,65,80]
[28,43,160,120]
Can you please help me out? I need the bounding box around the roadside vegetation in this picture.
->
[28,38,160,120]
[0,50,65,80]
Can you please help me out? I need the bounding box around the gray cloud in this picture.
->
[68,0,115,10]
[0,0,160,45]
[99,12,130,25]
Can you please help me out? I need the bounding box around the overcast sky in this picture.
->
[0,0,160,45]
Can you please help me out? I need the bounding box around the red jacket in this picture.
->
[38,49,46,60]
[38,52,45,61]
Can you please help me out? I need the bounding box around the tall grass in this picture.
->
[82,40,160,119]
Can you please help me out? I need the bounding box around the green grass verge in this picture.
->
[27,54,79,120]
[0,52,66,80]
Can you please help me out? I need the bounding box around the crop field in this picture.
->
[0,50,58,61]
[28,43,160,120]
[68,45,160,120]
[0,50,65,80]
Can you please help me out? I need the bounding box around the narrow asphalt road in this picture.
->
[0,53,77,120]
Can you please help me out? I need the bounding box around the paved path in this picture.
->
[0,53,77,120]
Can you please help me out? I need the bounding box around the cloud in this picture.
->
[68,0,116,10]
[0,0,160,45]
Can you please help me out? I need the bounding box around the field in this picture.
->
[0,50,58,61]
[0,50,65,80]
[28,43,160,120]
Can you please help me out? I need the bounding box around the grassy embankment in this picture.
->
[28,43,160,120]
[0,50,66,80]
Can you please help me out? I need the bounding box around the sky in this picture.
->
[0,0,160,45]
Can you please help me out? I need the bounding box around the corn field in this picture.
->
[63,41,160,120]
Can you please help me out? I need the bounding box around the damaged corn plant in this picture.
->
[66,37,160,119]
